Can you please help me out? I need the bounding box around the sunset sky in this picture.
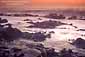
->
[0,0,85,11]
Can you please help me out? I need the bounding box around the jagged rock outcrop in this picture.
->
[0,18,8,23]
[0,18,23,41]
[72,38,85,49]
[27,20,67,29]
[45,13,65,19]
[68,16,78,20]
[23,32,51,42]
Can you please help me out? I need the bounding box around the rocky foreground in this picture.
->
[0,39,85,57]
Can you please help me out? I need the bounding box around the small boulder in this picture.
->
[72,38,85,49]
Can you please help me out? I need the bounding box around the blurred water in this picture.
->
[0,16,85,41]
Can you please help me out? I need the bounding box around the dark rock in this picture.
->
[2,19,8,23]
[69,23,78,28]
[45,13,65,19]
[27,20,67,29]
[77,29,85,31]
[4,28,22,41]
[59,48,76,57]
[23,32,51,42]
[11,47,22,52]
[31,32,47,42]
[69,23,73,26]
[0,18,8,23]
[46,48,59,57]
[0,46,9,50]
[72,38,85,49]
[68,16,78,20]
[23,32,33,39]
[23,19,30,21]
[79,16,85,20]
[38,18,42,20]
[49,31,55,34]
[0,13,4,16]
[0,23,23,41]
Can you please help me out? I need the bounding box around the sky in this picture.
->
[0,0,85,11]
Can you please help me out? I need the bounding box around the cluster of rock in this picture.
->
[72,38,85,49]
[0,17,23,42]
[45,13,85,20]
[23,32,51,42]
[45,13,65,19]
[23,19,32,21]
[68,16,78,20]
[0,18,54,42]
[0,46,25,57]
[0,41,59,57]
[68,16,85,20]
[0,43,85,57]
[77,29,85,31]
[0,43,57,57]
[0,13,39,17]
[0,18,8,23]
[27,20,67,29]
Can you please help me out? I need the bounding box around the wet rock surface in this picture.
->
[23,19,32,21]
[44,13,85,20]
[0,18,8,23]
[0,13,39,17]
[68,16,78,20]
[0,43,85,57]
[27,20,67,29]
[45,13,66,19]
[0,18,23,42]
[23,32,51,42]
[72,38,85,49]
[77,29,85,31]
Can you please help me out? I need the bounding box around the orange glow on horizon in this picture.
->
[31,0,85,9]
[0,0,85,10]
[32,0,85,6]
